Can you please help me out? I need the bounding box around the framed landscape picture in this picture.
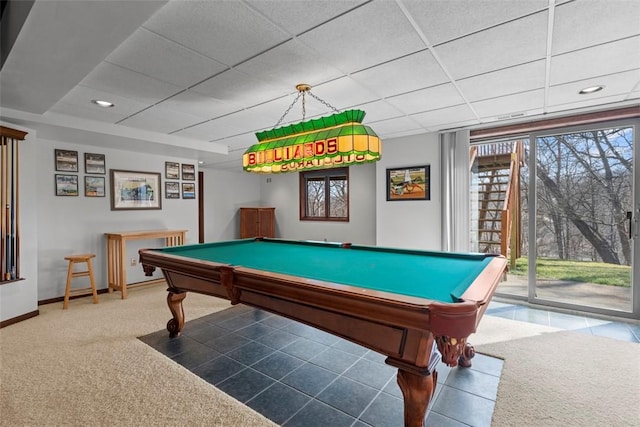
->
[84,153,106,174]
[386,165,430,201]
[182,182,196,199]
[181,163,195,181]
[110,169,161,210]
[55,174,78,196]
[84,176,105,197]
[54,149,78,172]
[165,161,179,180]
[165,181,180,199]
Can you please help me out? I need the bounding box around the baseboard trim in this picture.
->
[38,288,110,306]
[0,309,39,328]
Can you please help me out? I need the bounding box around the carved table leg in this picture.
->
[458,343,476,368]
[166,290,186,338]
[396,368,438,427]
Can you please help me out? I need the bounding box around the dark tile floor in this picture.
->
[140,301,639,426]
[140,304,502,427]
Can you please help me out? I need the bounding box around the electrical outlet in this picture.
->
[130,258,137,266]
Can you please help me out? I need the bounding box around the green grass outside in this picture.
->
[509,257,631,287]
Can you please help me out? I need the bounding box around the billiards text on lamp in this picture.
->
[243,84,382,173]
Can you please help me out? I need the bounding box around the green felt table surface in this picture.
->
[159,239,495,302]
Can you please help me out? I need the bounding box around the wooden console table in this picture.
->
[105,229,187,299]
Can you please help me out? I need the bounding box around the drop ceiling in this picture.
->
[1,0,639,170]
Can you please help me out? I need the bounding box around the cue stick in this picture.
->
[9,139,15,279]
[15,139,19,278]
[1,137,6,280]
[6,138,12,280]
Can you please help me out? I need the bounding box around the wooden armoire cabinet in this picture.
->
[239,207,275,238]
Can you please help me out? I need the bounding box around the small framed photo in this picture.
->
[84,153,106,174]
[54,149,78,172]
[386,165,430,201]
[165,181,180,199]
[181,163,195,181]
[165,161,180,180]
[84,176,105,197]
[182,182,196,199]
[55,174,78,196]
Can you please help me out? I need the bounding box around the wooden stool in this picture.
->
[64,254,99,309]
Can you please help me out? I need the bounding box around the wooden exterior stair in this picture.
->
[471,141,524,268]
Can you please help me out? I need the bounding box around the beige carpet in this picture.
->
[0,285,277,427]
[1,284,638,426]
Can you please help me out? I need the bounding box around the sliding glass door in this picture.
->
[470,119,638,318]
[531,123,637,315]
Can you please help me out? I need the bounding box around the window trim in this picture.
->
[299,167,349,222]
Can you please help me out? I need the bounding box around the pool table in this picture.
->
[139,238,506,427]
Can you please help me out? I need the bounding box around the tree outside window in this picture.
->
[300,168,349,221]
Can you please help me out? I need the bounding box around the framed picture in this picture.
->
[165,181,180,199]
[165,161,180,180]
[182,182,196,199]
[55,174,78,196]
[54,149,78,172]
[84,176,105,197]
[386,165,430,201]
[84,153,106,174]
[181,163,195,181]
[110,169,161,210]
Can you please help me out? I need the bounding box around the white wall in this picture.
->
[376,133,442,250]
[0,123,38,322]
[201,168,262,241]
[261,162,377,245]
[36,138,200,301]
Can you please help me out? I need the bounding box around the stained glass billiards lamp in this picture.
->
[242,84,382,174]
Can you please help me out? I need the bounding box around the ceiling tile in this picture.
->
[403,0,548,45]
[310,77,380,112]
[118,105,205,134]
[175,112,250,141]
[142,1,290,66]
[545,94,630,115]
[548,69,640,106]
[49,85,151,120]
[365,116,424,137]
[385,83,466,115]
[456,60,546,102]
[297,1,426,74]
[350,50,450,98]
[552,0,640,55]
[549,37,640,85]
[245,0,367,36]
[105,28,228,88]
[355,100,405,124]
[235,39,344,89]
[410,104,479,129]
[190,69,286,108]
[158,90,239,120]
[471,89,545,119]
[47,101,131,124]
[80,62,182,105]
[434,10,548,80]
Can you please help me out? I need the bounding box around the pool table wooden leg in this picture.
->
[396,368,438,427]
[166,289,186,338]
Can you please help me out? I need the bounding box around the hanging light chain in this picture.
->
[273,90,302,128]
[272,84,341,129]
[307,90,340,114]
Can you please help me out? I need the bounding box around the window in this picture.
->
[299,167,349,221]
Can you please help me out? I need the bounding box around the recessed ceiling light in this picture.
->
[91,99,114,108]
[198,161,205,165]
[578,85,604,95]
